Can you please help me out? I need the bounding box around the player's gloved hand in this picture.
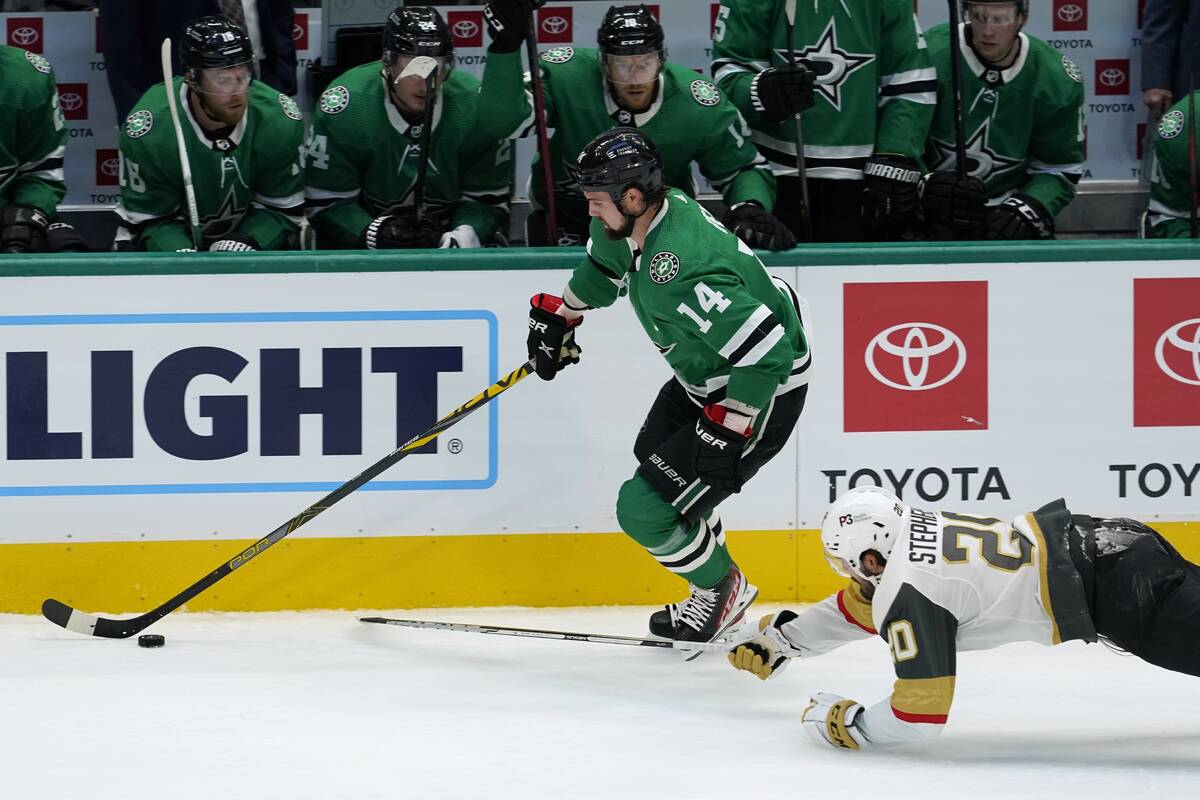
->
[527,292,582,380]
[801,692,868,751]
[484,0,543,53]
[439,224,482,249]
[46,217,91,252]
[1,204,51,253]
[722,201,797,251]
[363,215,443,249]
[693,403,754,492]
[919,170,988,238]
[749,63,816,121]
[984,194,1055,240]
[208,233,260,252]
[728,610,802,680]
[861,154,922,232]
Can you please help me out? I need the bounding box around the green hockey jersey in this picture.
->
[115,77,305,251]
[0,46,66,215]
[711,0,936,179]
[305,63,511,247]
[924,24,1085,216]
[567,189,809,412]
[475,47,775,219]
[1147,92,1198,238]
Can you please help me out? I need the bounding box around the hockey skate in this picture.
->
[649,565,758,660]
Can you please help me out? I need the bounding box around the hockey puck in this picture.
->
[137,634,165,648]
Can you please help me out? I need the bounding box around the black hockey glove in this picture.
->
[46,217,91,252]
[527,293,582,381]
[1,204,51,253]
[749,63,816,122]
[208,233,260,252]
[362,215,443,249]
[484,0,543,54]
[722,201,797,251]
[861,155,923,232]
[919,170,988,238]
[692,404,753,493]
[984,194,1055,240]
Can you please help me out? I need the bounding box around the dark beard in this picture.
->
[602,213,636,241]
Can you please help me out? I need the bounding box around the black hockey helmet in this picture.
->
[962,0,1030,18]
[568,127,664,206]
[383,6,454,60]
[597,5,666,59]
[180,16,254,73]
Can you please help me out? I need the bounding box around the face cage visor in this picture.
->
[963,2,1022,28]
[600,51,665,86]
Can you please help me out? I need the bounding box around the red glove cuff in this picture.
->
[703,404,753,437]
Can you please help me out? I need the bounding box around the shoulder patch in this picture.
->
[1158,109,1186,140]
[319,85,350,115]
[278,93,302,121]
[648,251,680,284]
[124,109,154,139]
[24,49,51,74]
[690,79,721,107]
[540,46,574,64]
[1061,56,1082,84]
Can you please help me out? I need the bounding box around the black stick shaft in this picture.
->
[1189,82,1197,239]
[526,14,559,244]
[414,72,437,223]
[947,0,968,178]
[783,0,810,225]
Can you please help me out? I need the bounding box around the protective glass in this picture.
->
[195,63,254,95]
[387,53,454,86]
[601,52,664,86]
[964,2,1020,28]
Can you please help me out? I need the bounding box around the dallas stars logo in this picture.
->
[928,118,1024,183]
[780,19,874,112]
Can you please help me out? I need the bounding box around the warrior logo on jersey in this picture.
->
[649,251,680,284]
[1157,110,1186,140]
[690,80,720,107]
[124,109,154,139]
[320,85,350,115]
[927,118,1023,182]
[24,49,50,74]
[1061,56,1083,84]
[540,46,574,64]
[782,19,874,112]
[279,93,301,121]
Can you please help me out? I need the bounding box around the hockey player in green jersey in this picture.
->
[711,0,937,242]
[1143,90,1199,238]
[918,1,1086,241]
[479,2,792,250]
[0,44,67,253]
[525,128,811,646]
[305,7,511,250]
[114,16,305,252]
[729,487,1200,749]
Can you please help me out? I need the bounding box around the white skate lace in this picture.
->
[677,585,720,633]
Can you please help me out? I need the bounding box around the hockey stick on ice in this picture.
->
[783,0,811,239]
[42,361,535,639]
[161,38,203,251]
[398,56,440,224]
[360,616,734,654]
[526,5,560,244]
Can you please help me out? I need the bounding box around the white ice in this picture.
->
[3,605,1198,800]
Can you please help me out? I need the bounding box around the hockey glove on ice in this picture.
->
[984,194,1055,240]
[484,0,543,53]
[722,201,797,251]
[728,610,802,680]
[527,293,582,380]
[919,170,988,238]
[693,404,753,492]
[363,215,443,249]
[209,233,260,252]
[749,63,816,121]
[1,204,50,253]
[861,154,922,232]
[801,693,868,751]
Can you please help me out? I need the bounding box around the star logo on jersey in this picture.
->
[319,85,350,115]
[23,49,50,73]
[648,251,680,284]
[199,186,242,240]
[780,19,874,112]
[1157,110,1185,140]
[540,46,574,64]
[690,80,720,107]
[928,119,1024,183]
[124,109,154,138]
[278,93,301,121]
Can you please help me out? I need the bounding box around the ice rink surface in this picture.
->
[3,605,1198,800]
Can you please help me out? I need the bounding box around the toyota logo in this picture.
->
[452,20,479,39]
[11,26,39,45]
[1154,318,1200,386]
[865,322,967,391]
[292,22,303,41]
[1057,4,1084,22]
[1099,68,1126,87]
[101,158,120,177]
[60,92,83,112]
[542,15,569,35]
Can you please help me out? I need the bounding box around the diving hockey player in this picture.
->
[305,6,511,250]
[711,0,936,242]
[919,0,1085,241]
[114,16,305,252]
[525,128,811,645]
[1143,89,1199,238]
[479,2,792,250]
[729,487,1200,749]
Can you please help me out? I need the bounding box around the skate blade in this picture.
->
[680,585,760,662]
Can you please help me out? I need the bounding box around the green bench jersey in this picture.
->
[711,0,936,179]
[115,77,305,251]
[924,24,1085,217]
[0,46,66,215]
[305,63,511,247]
[476,47,775,215]
[567,189,810,412]
[1147,92,1199,238]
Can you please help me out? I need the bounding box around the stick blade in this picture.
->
[397,55,439,81]
[41,598,138,639]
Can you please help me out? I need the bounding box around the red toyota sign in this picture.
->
[1052,0,1087,31]
[1134,278,1200,427]
[292,13,309,51]
[7,17,44,53]
[843,281,988,432]
[446,10,484,48]
[537,6,573,44]
[57,83,88,121]
[95,149,120,186]
[1094,59,1130,96]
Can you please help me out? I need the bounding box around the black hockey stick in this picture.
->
[42,361,535,639]
[783,0,812,241]
[526,6,560,244]
[946,0,968,178]
[400,56,440,224]
[1188,76,1197,239]
[360,616,733,654]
